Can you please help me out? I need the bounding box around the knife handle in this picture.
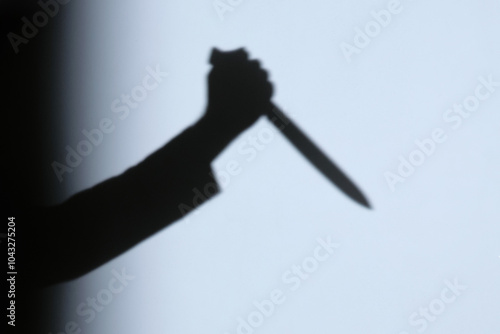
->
[209,47,249,66]
[266,104,292,131]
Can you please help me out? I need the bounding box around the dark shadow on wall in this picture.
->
[2,3,372,332]
[2,3,273,330]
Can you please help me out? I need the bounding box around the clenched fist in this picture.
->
[205,48,274,134]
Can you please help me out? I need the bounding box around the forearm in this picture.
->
[186,110,248,162]
[32,110,239,286]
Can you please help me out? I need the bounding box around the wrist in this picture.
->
[198,106,244,138]
[194,109,241,161]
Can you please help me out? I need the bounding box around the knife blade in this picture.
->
[267,105,371,209]
[208,47,371,208]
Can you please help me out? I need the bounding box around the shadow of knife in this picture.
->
[267,105,371,209]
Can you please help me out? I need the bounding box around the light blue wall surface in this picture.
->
[43,1,500,333]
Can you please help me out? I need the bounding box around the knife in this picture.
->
[266,105,371,209]
[210,48,371,208]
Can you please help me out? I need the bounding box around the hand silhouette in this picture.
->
[205,48,274,135]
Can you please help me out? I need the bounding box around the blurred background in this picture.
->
[3,0,500,333]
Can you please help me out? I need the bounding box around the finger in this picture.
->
[229,48,249,63]
[234,48,249,60]
[259,68,269,80]
[248,59,261,69]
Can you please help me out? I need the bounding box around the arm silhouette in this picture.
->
[28,48,273,287]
